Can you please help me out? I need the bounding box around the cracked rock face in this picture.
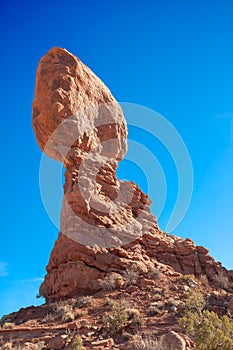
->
[33,48,233,301]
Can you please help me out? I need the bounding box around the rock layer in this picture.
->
[32,47,233,301]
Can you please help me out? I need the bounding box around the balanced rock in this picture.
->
[32,48,233,301]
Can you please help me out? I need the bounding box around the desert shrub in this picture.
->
[126,308,141,320]
[16,342,45,350]
[72,335,85,350]
[52,301,71,315]
[184,289,206,313]
[179,290,233,350]
[123,269,139,286]
[128,335,165,350]
[102,300,130,334]
[148,267,162,279]
[147,305,160,317]
[153,287,163,294]
[65,298,77,308]
[99,274,117,291]
[180,273,196,280]
[75,295,93,308]
[166,297,179,307]
[51,302,76,322]
[44,312,53,323]
[195,312,233,350]
[62,311,75,322]
[179,274,198,285]
[125,308,143,331]
[104,297,115,306]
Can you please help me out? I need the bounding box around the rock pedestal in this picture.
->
[32,48,233,301]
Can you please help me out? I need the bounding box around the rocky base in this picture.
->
[40,229,233,303]
[1,260,233,349]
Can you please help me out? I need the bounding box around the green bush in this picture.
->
[72,336,85,350]
[102,300,129,334]
[179,290,233,350]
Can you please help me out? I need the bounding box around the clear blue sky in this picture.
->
[0,0,232,317]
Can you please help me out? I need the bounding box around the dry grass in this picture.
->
[147,305,161,317]
[50,300,83,323]
[166,297,179,307]
[75,295,93,308]
[99,274,118,291]
[179,274,198,284]
[128,335,166,350]
[148,267,162,279]
[123,269,139,286]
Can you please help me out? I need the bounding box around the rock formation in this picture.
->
[32,47,233,302]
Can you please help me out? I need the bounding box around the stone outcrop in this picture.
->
[32,47,233,302]
[160,331,186,350]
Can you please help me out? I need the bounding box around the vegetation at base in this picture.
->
[179,290,233,350]
[72,335,85,350]
[102,300,142,335]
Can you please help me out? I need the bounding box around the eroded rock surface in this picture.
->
[32,47,233,301]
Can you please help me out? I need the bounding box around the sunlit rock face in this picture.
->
[33,48,233,301]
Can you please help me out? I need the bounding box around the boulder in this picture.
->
[160,331,186,350]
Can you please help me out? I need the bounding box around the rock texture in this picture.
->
[32,47,233,302]
[160,331,186,350]
[1,267,232,349]
[32,47,127,165]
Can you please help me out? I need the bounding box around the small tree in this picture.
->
[179,290,233,350]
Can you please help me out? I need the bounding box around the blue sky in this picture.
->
[0,0,232,317]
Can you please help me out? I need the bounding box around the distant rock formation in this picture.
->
[32,47,233,301]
